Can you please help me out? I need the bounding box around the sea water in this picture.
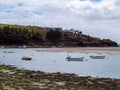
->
[0,48,120,78]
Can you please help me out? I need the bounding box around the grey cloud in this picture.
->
[0,0,120,43]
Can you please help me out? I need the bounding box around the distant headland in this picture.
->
[0,23,118,47]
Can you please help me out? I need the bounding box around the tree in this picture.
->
[79,31,82,34]
[46,30,62,44]
[32,32,42,42]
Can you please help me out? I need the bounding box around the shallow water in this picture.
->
[0,48,120,78]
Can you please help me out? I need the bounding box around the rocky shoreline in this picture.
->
[0,65,120,90]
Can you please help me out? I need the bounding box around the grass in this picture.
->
[0,23,25,28]
[0,23,47,38]
[0,65,24,71]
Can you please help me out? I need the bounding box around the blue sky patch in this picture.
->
[90,0,102,2]
[34,11,43,15]
[80,0,102,2]
[0,4,14,12]
[18,2,24,6]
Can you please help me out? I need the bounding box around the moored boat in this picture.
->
[90,55,106,59]
[22,56,32,60]
[66,56,84,61]
[3,51,15,53]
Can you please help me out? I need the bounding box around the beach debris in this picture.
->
[54,81,65,86]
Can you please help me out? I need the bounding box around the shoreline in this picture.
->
[45,47,120,54]
[1,45,120,54]
[0,65,120,90]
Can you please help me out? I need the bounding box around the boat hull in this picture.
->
[90,56,106,59]
[22,57,32,60]
[66,57,84,61]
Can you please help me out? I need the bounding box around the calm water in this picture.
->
[0,48,120,78]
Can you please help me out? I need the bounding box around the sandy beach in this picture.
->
[45,47,120,54]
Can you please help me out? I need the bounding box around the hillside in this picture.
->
[0,23,118,47]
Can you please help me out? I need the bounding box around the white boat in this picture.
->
[90,55,106,59]
[66,56,84,61]
[19,45,27,48]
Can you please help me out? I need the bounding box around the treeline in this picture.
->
[0,26,118,47]
[0,26,42,44]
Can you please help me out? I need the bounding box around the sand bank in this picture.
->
[45,47,120,54]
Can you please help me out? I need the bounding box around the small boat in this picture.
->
[3,51,15,53]
[36,50,41,52]
[22,56,32,60]
[90,55,106,59]
[66,56,84,61]
[19,45,27,49]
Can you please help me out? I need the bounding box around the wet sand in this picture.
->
[45,47,120,54]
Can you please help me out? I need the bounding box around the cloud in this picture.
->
[66,0,120,20]
[0,0,120,43]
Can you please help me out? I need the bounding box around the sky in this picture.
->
[0,0,120,43]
